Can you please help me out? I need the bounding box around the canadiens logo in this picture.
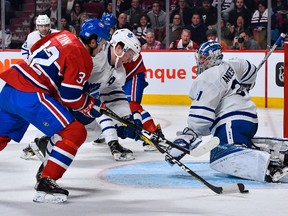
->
[98,21,105,28]
[43,122,49,127]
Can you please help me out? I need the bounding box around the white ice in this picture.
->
[0,105,287,216]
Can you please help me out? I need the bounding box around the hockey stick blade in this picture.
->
[100,107,248,194]
[164,149,249,194]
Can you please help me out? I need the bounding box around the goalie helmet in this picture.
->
[195,40,223,74]
[110,28,141,61]
[100,13,117,29]
[36,15,51,29]
[80,18,111,44]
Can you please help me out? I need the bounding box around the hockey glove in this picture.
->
[74,95,102,119]
[116,112,142,141]
[165,127,200,166]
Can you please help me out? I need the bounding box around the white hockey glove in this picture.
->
[165,127,201,166]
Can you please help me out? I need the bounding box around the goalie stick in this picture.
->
[100,107,249,194]
[101,108,219,157]
[256,33,286,72]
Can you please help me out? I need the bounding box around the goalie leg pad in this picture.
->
[210,143,270,182]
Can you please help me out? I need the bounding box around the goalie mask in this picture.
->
[195,40,223,75]
[110,28,141,63]
[36,14,51,37]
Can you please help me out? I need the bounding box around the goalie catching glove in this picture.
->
[116,111,142,141]
[73,95,102,118]
[166,127,201,166]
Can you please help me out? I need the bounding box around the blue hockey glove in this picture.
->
[165,127,199,166]
[116,112,142,141]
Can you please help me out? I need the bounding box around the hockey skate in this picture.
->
[20,138,46,161]
[143,124,164,151]
[33,177,69,203]
[266,161,288,183]
[92,135,106,145]
[108,140,135,161]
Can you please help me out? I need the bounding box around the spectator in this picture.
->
[147,1,166,42]
[230,30,261,50]
[125,0,144,28]
[206,28,228,49]
[0,22,12,48]
[212,0,234,22]
[116,13,132,30]
[228,0,251,28]
[134,14,152,45]
[186,12,208,46]
[197,0,218,28]
[213,18,233,47]
[250,1,269,48]
[189,0,203,9]
[169,28,198,50]
[43,0,65,29]
[170,0,194,26]
[69,1,86,35]
[141,31,162,50]
[118,0,132,13]
[79,13,89,27]
[162,13,183,48]
[60,16,76,35]
[102,0,120,17]
[228,15,247,41]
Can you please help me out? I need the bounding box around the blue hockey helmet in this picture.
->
[195,40,223,74]
[80,18,111,44]
[100,13,117,29]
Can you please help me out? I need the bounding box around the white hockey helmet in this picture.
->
[195,40,223,74]
[110,28,141,61]
[36,14,51,30]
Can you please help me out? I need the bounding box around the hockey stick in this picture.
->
[256,33,286,72]
[100,108,219,157]
[100,107,249,194]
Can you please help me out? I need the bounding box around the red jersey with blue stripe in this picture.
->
[124,53,146,80]
[0,30,93,110]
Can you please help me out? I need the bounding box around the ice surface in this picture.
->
[0,105,287,216]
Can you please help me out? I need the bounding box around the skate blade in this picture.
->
[20,151,37,160]
[143,145,157,152]
[33,191,68,203]
[30,143,45,162]
[113,153,135,161]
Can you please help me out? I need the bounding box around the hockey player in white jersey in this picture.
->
[166,40,288,183]
[72,28,142,161]
[21,14,59,59]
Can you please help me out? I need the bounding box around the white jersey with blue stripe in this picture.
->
[87,45,131,117]
[21,29,59,59]
[188,58,258,136]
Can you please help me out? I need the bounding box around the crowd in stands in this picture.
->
[1,0,288,50]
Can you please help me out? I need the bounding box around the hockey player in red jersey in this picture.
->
[0,18,110,203]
